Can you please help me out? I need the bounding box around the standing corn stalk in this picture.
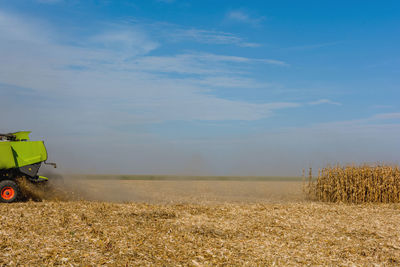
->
[306,164,400,203]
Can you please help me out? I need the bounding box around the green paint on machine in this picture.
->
[0,131,56,203]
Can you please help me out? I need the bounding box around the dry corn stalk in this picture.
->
[306,163,400,203]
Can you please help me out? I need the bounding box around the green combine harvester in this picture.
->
[0,131,56,203]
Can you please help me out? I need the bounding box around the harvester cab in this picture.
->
[0,131,56,202]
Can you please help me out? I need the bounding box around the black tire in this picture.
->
[0,180,20,203]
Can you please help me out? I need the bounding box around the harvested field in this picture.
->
[1,201,400,266]
[2,179,400,266]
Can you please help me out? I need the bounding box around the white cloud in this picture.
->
[0,10,337,127]
[0,10,350,174]
[372,105,393,109]
[307,112,400,130]
[0,11,51,44]
[371,113,400,120]
[0,10,296,126]
[156,0,175,3]
[187,76,267,89]
[95,19,262,48]
[36,0,62,3]
[286,42,342,51]
[125,53,287,76]
[226,10,265,25]
[88,28,159,55]
[308,99,341,106]
[171,28,260,47]
[1,5,398,177]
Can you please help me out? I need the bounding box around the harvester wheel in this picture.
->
[0,180,20,203]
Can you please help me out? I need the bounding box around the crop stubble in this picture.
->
[1,202,400,265]
[1,180,400,266]
[1,201,400,266]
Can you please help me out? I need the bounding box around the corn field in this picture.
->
[306,164,400,203]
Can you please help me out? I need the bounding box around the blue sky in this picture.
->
[0,0,399,175]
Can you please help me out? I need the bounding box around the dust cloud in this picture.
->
[28,159,307,203]
[21,173,305,204]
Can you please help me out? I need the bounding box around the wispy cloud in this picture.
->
[372,105,393,109]
[226,10,265,26]
[285,42,342,51]
[170,28,260,47]
[88,28,159,55]
[125,53,287,76]
[36,0,63,3]
[1,7,382,175]
[0,9,338,150]
[98,20,262,48]
[371,113,400,120]
[0,10,295,127]
[312,112,400,129]
[308,99,341,106]
[0,11,51,44]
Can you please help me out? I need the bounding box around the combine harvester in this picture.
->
[0,131,56,203]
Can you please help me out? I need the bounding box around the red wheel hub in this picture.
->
[1,187,15,200]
